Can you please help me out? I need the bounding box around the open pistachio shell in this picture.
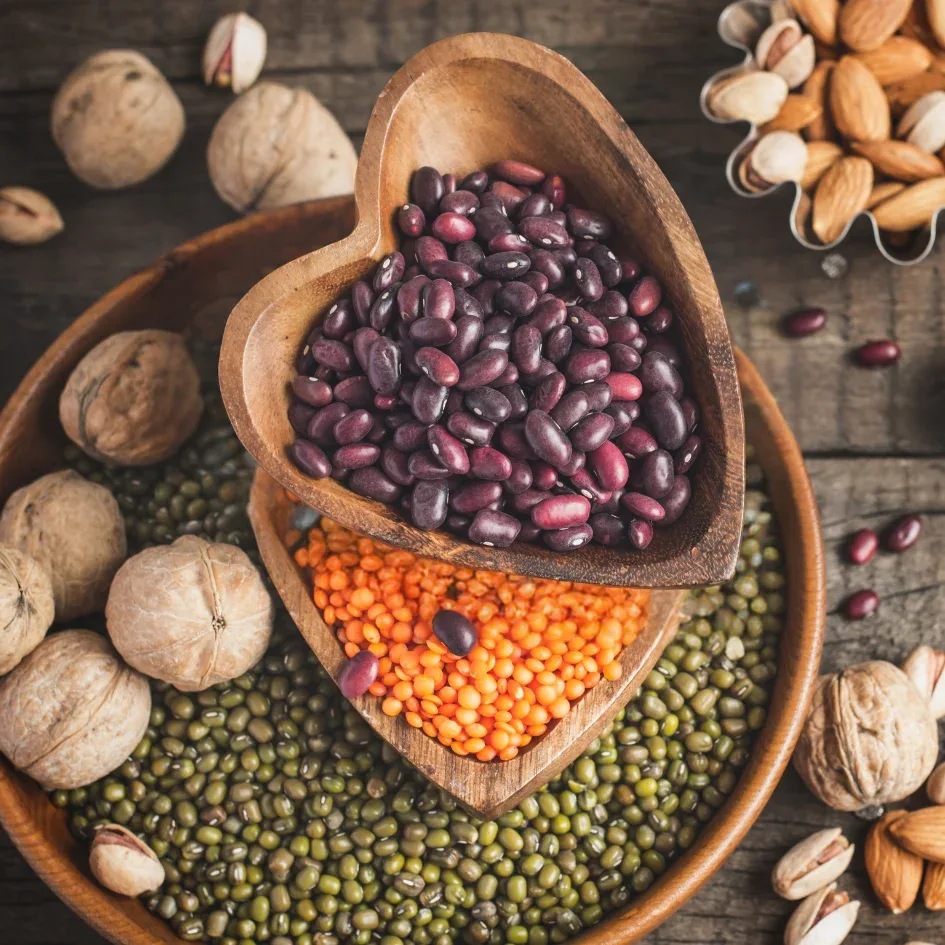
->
[756,20,816,88]
[772,828,855,901]
[898,91,945,153]
[709,70,790,124]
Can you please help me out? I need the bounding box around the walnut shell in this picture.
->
[106,536,273,691]
[0,545,55,676]
[51,50,185,189]
[0,471,127,622]
[59,330,203,466]
[207,81,357,212]
[0,629,151,789]
[794,661,939,811]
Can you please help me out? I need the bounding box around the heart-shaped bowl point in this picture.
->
[220,32,745,591]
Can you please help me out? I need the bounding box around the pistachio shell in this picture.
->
[899,91,945,154]
[774,35,817,89]
[901,645,945,718]
[772,828,854,901]
[709,70,790,124]
[756,21,815,89]
[90,824,165,896]
[202,12,267,94]
[0,187,64,245]
[785,884,860,945]
[751,131,808,186]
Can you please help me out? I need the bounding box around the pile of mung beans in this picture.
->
[52,357,784,945]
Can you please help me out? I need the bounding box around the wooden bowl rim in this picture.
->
[219,31,746,590]
[0,198,824,945]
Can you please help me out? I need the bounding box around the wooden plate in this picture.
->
[0,196,824,945]
[220,32,746,590]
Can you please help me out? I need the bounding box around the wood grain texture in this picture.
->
[1,0,944,943]
[220,33,745,590]
[0,198,823,945]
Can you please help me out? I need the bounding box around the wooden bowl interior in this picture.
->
[249,469,684,819]
[0,197,822,945]
[228,33,745,589]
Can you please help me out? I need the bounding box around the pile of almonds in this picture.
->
[707,0,945,251]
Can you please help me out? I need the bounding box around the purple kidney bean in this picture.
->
[307,403,350,445]
[440,190,479,216]
[410,317,457,347]
[510,489,551,515]
[573,259,604,302]
[290,439,332,478]
[628,518,653,550]
[856,339,901,367]
[350,280,374,326]
[392,420,427,452]
[480,333,511,354]
[847,528,878,564]
[564,348,611,385]
[396,275,429,324]
[679,396,699,435]
[531,494,591,530]
[570,413,615,452]
[621,492,665,522]
[645,391,688,450]
[569,308,609,347]
[365,337,401,397]
[519,193,552,218]
[446,512,470,535]
[530,461,559,491]
[468,508,521,547]
[629,333,648,354]
[783,307,826,337]
[374,252,405,293]
[453,288,484,321]
[603,373,642,405]
[447,411,495,447]
[432,609,478,657]
[338,650,379,699]
[557,450,586,478]
[540,174,566,207]
[608,343,642,373]
[588,291,629,322]
[544,325,573,364]
[425,259,479,288]
[885,514,922,552]
[567,208,612,239]
[645,306,674,333]
[498,282,538,318]
[553,246,577,269]
[428,425,470,474]
[639,352,683,397]
[606,402,638,436]
[492,159,544,186]
[587,245,622,287]
[509,324,542,375]
[658,474,690,525]
[524,410,572,468]
[412,166,445,217]
[469,446,512,481]
[452,481,504,514]
[407,449,450,480]
[672,435,701,475]
[645,337,681,368]
[575,238,598,258]
[337,376,374,409]
[589,441,629,492]
[398,203,426,237]
[629,276,662,317]
[411,376,448,425]
[843,589,879,620]
[489,180,528,214]
[569,467,611,504]
[519,216,570,249]
[411,479,449,530]
[548,389,590,431]
[474,207,514,242]
[583,381,613,412]
[497,423,535,460]
[484,313,515,334]
[503,460,533,494]
[462,170,489,193]
[528,249,566,288]
[333,443,380,470]
[323,300,356,340]
[438,316,480,368]
[497,361,525,387]
[519,271,549,296]
[381,445,414,486]
[422,278,455,320]
[432,211,477,244]
[292,377,332,408]
[311,339,354,372]
[489,232,532,254]
[609,317,640,345]
[543,524,593,551]
[480,252,531,281]
[369,286,398,332]
[415,235,448,269]
[348,467,402,503]
[641,449,674,498]
[332,409,373,445]
[462,385,510,423]
[416,347,460,387]
[442,173,456,193]
[480,192,506,213]
[529,372,567,413]
[457,350,509,390]
[528,297,568,336]
[499,384,529,420]
[590,512,624,546]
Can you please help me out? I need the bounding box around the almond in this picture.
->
[866,181,906,210]
[830,56,891,141]
[792,0,839,45]
[865,811,924,914]
[839,0,913,52]
[889,806,945,861]
[923,860,945,910]
[812,155,873,242]
[804,61,836,141]
[902,2,939,47]
[763,94,824,133]
[802,140,844,189]
[855,37,934,87]
[929,0,945,50]
[885,72,945,117]
[851,140,945,181]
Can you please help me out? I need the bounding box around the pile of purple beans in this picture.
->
[288,161,702,552]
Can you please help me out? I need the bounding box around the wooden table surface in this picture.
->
[1,2,944,943]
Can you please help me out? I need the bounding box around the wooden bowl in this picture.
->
[220,32,746,590]
[250,470,684,819]
[0,197,823,945]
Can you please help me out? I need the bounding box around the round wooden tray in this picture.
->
[0,196,825,945]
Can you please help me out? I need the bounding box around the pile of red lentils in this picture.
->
[291,517,648,761]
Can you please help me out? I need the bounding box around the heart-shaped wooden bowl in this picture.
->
[220,32,746,590]
[0,196,823,945]
[249,469,684,819]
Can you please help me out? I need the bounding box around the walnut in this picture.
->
[51,50,185,189]
[0,471,127,622]
[794,661,939,812]
[106,536,273,691]
[207,81,357,213]
[0,629,150,789]
[0,545,55,676]
[59,330,203,466]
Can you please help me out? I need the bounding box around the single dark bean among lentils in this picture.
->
[287,161,703,551]
[56,430,783,945]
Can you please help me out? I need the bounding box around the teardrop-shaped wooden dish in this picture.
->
[249,470,684,819]
[220,32,745,590]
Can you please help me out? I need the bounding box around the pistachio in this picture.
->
[739,131,808,192]
[772,828,854,901]
[898,91,945,154]
[928,760,945,804]
[901,644,945,718]
[0,187,63,245]
[756,19,816,89]
[708,70,790,124]
[784,883,860,945]
[89,823,165,896]
[202,12,267,94]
